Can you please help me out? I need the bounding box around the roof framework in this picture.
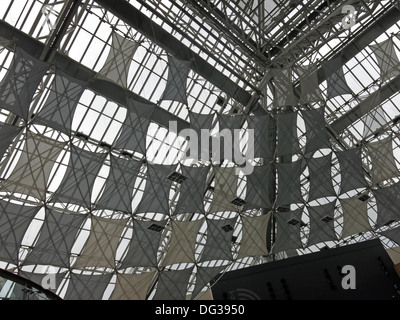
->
[0,0,399,300]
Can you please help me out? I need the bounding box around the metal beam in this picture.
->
[94,0,261,110]
[0,19,189,133]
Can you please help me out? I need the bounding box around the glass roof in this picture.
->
[0,0,399,300]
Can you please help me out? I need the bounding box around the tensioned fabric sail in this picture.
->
[191,265,226,299]
[17,270,66,295]
[24,207,87,267]
[216,114,243,162]
[366,136,399,184]
[135,163,176,215]
[307,202,337,247]
[273,208,303,253]
[173,165,209,215]
[243,164,274,210]
[50,145,107,208]
[0,200,40,265]
[73,215,129,269]
[276,112,301,157]
[200,217,236,262]
[208,166,238,213]
[297,64,323,104]
[359,90,386,138]
[301,107,331,154]
[153,267,194,300]
[0,122,21,160]
[96,32,139,88]
[370,37,400,82]
[96,155,142,213]
[0,47,50,121]
[246,114,273,159]
[237,213,271,259]
[186,112,214,161]
[113,98,155,156]
[336,146,368,194]
[339,196,371,239]
[379,226,400,246]
[63,272,113,300]
[161,55,191,105]
[373,182,400,228]
[34,68,87,134]
[270,68,297,107]
[160,219,203,267]
[322,56,352,99]
[110,271,156,300]
[306,153,336,202]
[276,160,304,206]
[119,219,167,268]
[1,131,66,201]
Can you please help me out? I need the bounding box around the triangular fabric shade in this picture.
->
[161,55,191,104]
[236,213,271,259]
[34,68,87,134]
[114,98,155,155]
[96,155,142,213]
[208,166,238,213]
[373,182,400,228]
[297,64,323,103]
[366,136,398,184]
[340,196,371,239]
[200,217,236,262]
[135,163,176,215]
[119,219,167,268]
[322,56,352,99]
[273,208,303,253]
[24,207,87,267]
[191,265,226,299]
[0,47,50,120]
[173,165,209,215]
[276,160,304,206]
[301,107,330,154]
[306,153,336,202]
[50,145,107,208]
[379,226,400,246]
[336,146,367,194]
[270,68,297,107]
[0,200,40,265]
[110,271,156,300]
[246,114,273,159]
[161,219,203,267]
[97,32,139,88]
[2,131,66,201]
[63,272,113,300]
[276,112,301,157]
[307,202,337,247]
[17,270,66,295]
[370,37,400,82]
[0,122,21,160]
[243,164,274,210]
[73,215,129,269]
[153,267,193,300]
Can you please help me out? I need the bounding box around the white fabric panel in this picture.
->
[237,213,271,259]
[366,136,398,184]
[208,167,238,213]
[273,208,303,253]
[73,216,129,269]
[97,32,139,88]
[110,271,156,300]
[373,182,400,228]
[340,196,371,238]
[2,131,66,201]
[307,202,337,247]
[64,272,113,300]
[161,55,191,104]
[297,64,323,103]
[161,219,203,267]
[370,37,400,82]
[153,267,193,300]
[270,68,297,107]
